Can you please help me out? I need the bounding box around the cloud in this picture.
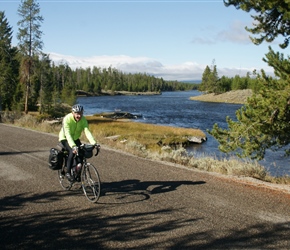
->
[48,52,272,81]
[217,21,251,44]
[191,37,216,45]
[192,20,251,45]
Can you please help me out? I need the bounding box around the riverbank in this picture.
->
[190,89,253,104]
[76,90,161,96]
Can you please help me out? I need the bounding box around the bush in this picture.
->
[1,110,22,123]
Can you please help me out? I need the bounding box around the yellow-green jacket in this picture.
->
[59,113,96,148]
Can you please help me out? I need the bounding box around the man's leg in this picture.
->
[61,140,74,181]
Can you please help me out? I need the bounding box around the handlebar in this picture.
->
[78,143,100,156]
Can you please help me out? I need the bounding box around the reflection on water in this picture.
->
[78,91,289,176]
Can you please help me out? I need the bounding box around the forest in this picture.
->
[198,61,262,95]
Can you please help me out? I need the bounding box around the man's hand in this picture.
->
[94,144,100,156]
[72,146,78,154]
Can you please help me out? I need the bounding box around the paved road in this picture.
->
[1,123,290,249]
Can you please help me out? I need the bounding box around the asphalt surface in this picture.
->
[1,123,290,249]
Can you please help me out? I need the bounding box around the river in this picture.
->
[78,90,289,176]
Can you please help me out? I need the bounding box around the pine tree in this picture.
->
[199,65,211,92]
[210,51,290,160]
[0,11,19,111]
[208,62,219,93]
[209,2,290,160]
[17,0,43,113]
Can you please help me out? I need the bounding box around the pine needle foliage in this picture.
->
[224,0,290,49]
[209,48,290,160]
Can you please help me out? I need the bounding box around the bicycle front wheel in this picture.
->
[81,163,101,203]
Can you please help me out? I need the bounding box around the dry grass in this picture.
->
[190,89,253,104]
[13,114,62,133]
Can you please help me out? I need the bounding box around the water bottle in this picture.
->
[76,163,82,174]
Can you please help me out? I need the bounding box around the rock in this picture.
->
[105,135,121,141]
[186,136,207,144]
[44,119,62,125]
[101,112,142,119]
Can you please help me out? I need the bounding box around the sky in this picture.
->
[0,0,283,81]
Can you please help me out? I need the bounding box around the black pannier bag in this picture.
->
[48,148,63,170]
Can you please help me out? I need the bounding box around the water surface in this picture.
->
[78,91,289,176]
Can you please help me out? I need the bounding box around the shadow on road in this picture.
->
[0,150,48,155]
[102,179,206,195]
[0,191,290,249]
[99,179,206,204]
[97,179,206,204]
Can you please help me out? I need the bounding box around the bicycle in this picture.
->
[57,143,101,203]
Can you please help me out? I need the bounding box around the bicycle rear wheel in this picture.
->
[58,160,72,190]
[81,163,101,203]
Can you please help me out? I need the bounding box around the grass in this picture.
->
[86,115,206,152]
[3,112,290,185]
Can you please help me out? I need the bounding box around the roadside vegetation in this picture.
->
[2,111,290,185]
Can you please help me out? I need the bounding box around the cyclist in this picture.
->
[59,104,98,181]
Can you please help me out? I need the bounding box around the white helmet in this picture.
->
[72,104,84,113]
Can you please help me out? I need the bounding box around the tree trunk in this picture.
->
[24,81,29,114]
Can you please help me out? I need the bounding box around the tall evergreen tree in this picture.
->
[17,0,43,113]
[199,65,211,92]
[208,62,219,93]
[210,50,290,160]
[0,11,19,111]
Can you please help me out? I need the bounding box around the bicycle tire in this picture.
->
[81,163,101,203]
[58,159,72,190]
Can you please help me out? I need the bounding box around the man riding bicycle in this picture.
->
[59,104,98,181]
